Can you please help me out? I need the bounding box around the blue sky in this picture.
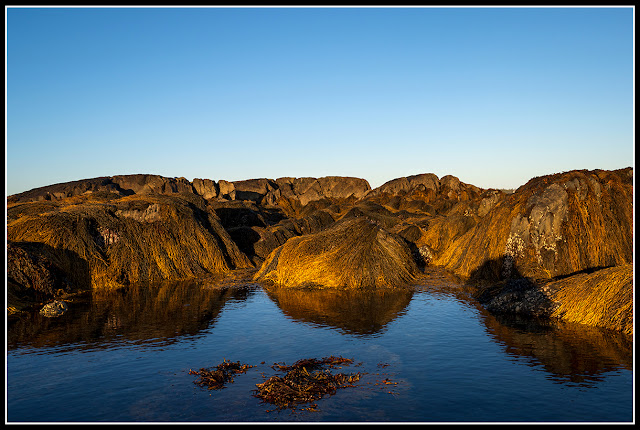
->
[5,6,634,195]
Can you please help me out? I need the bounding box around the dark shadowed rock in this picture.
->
[7,241,87,311]
[232,178,278,203]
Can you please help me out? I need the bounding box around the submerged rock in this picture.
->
[39,300,69,317]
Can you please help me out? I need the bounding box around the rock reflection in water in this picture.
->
[478,307,633,387]
[7,279,255,351]
[264,286,414,336]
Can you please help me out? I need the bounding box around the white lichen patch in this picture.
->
[502,233,525,277]
[504,233,525,258]
[504,183,569,272]
[418,245,434,263]
[116,203,161,222]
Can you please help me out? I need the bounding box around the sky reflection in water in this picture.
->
[6,277,633,423]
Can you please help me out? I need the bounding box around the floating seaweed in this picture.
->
[189,359,255,390]
[254,356,361,411]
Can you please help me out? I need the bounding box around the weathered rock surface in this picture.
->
[254,217,419,289]
[39,300,69,317]
[7,192,252,308]
[192,178,218,200]
[474,263,633,336]
[7,168,633,336]
[547,263,633,336]
[7,242,80,310]
[433,168,633,281]
[9,174,371,215]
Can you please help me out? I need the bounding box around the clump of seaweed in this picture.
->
[189,359,255,390]
[254,356,361,411]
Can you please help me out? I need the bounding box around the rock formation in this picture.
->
[434,168,633,281]
[6,168,633,335]
[7,192,252,303]
[547,263,633,335]
[254,217,420,289]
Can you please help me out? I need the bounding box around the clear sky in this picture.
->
[5,6,635,195]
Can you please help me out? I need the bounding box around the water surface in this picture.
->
[6,276,633,423]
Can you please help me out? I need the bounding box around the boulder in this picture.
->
[254,217,419,289]
[192,178,218,200]
[217,180,236,200]
[39,300,69,317]
[232,178,277,202]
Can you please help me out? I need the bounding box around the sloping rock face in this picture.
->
[7,174,196,203]
[7,192,252,309]
[254,217,419,289]
[433,168,633,281]
[475,263,633,336]
[364,173,485,216]
[547,263,633,336]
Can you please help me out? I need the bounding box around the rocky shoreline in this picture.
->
[6,168,633,335]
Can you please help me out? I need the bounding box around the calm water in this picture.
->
[6,274,634,423]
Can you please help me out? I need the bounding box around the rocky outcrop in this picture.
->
[111,174,194,195]
[254,217,419,289]
[363,173,488,218]
[7,168,633,336]
[7,241,83,311]
[474,263,633,336]
[9,174,371,212]
[431,168,633,281]
[232,176,371,209]
[7,192,252,308]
